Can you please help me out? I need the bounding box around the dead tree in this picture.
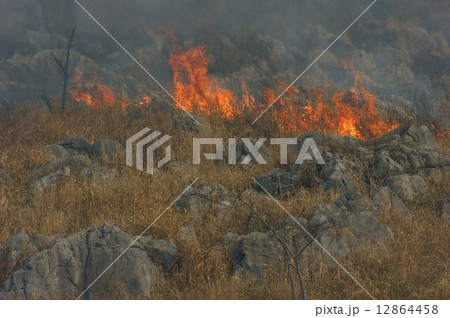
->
[51,27,76,112]
[236,193,329,300]
[41,94,53,113]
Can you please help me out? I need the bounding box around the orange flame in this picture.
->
[169,46,240,119]
[70,73,151,109]
[269,62,400,139]
[169,45,401,139]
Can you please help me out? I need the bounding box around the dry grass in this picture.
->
[0,104,449,299]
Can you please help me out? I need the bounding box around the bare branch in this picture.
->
[50,27,76,112]
[41,94,53,113]
[50,51,66,76]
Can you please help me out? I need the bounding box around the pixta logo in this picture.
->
[193,137,325,165]
[126,129,325,174]
[126,128,172,175]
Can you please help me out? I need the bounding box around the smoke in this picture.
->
[0,0,448,125]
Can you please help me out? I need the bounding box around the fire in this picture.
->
[70,73,151,109]
[269,62,400,139]
[169,46,240,119]
[169,45,401,140]
[239,82,257,112]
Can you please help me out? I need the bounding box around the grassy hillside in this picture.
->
[0,105,449,299]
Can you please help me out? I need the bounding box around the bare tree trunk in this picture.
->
[284,249,297,300]
[41,94,53,113]
[51,27,76,112]
[294,257,307,300]
[236,192,331,301]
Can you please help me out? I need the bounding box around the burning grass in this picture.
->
[168,45,404,140]
[0,106,448,299]
[67,44,409,140]
[70,73,152,109]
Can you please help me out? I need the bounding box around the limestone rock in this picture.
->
[58,136,93,156]
[41,144,70,159]
[0,224,159,299]
[176,184,234,220]
[92,138,125,164]
[139,237,181,271]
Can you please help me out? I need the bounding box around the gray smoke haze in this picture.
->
[0,0,449,125]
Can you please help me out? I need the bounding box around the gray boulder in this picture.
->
[232,232,280,279]
[176,184,234,220]
[41,144,70,159]
[25,155,90,194]
[149,96,179,115]
[386,174,425,203]
[254,168,299,195]
[255,124,449,197]
[319,157,354,191]
[332,190,375,212]
[221,232,242,253]
[230,191,393,279]
[25,155,116,195]
[308,209,394,261]
[0,231,39,276]
[373,150,405,181]
[300,191,393,261]
[369,124,450,181]
[0,224,159,299]
[372,186,409,212]
[254,156,354,195]
[139,237,181,271]
[58,136,93,156]
[92,138,125,164]
[373,174,426,212]
[292,130,366,154]
[0,231,66,279]
[375,124,441,152]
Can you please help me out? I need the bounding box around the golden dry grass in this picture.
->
[0,104,448,299]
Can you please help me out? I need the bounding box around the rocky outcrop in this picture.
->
[0,224,181,299]
[29,136,125,195]
[254,125,450,211]
[0,231,66,278]
[230,191,394,279]
[58,136,93,156]
[254,130,366,195]
[368,124,449,181]
[232,232,280,279]
[138,237,181,271]
[92,138,125,164]
[176,184,234,220]
[368,125,449,211]
[254,167,303,195]
[25,155,88,194]
[304,192,394,260]
[25,155,116,195]
[41,144,70,159]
